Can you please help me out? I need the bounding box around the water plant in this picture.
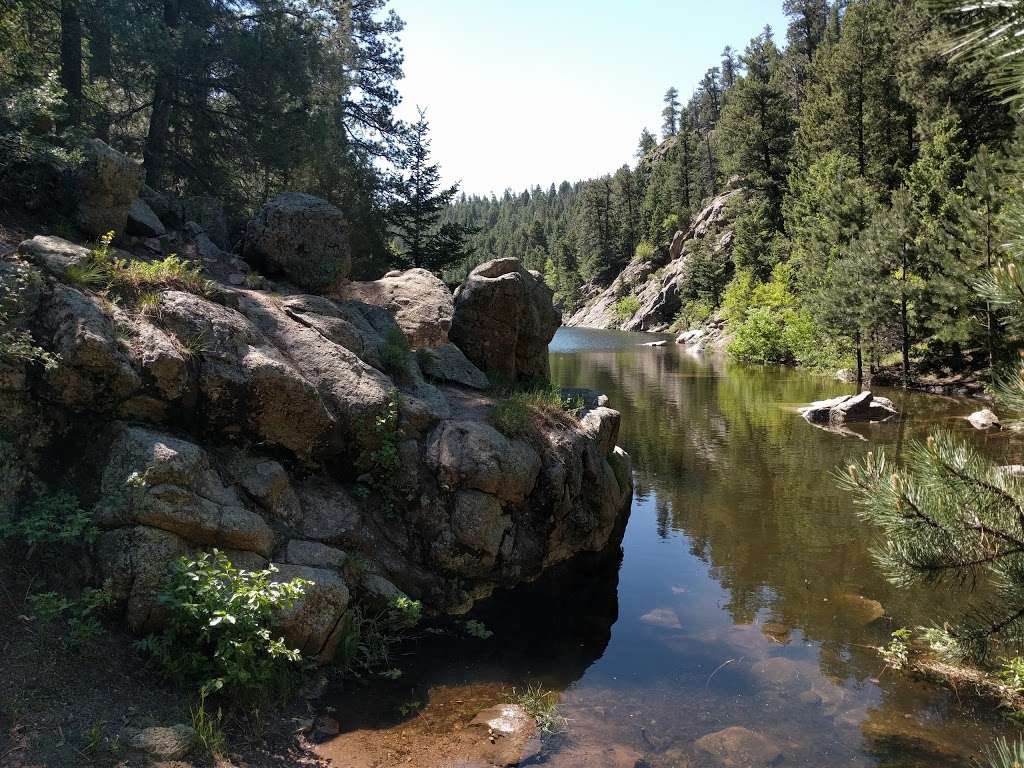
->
[507,683,566,735]
[333,595,423,679]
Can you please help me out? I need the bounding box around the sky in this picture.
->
[389,0,789,197]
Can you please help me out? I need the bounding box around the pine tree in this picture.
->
[716,29,793,227]
[661,87,680,138]
[636,128,657,159]
[389,108,470,274]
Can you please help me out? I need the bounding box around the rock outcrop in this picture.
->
[566,188,741,332]
[74,139,145,237]
[2,229,632,663]
[337,268,454,349]
[243,192,351,289]
[450,258,561,381]
[799,391,898,427]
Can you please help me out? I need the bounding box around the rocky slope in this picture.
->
[566,187,741,332]
[0,141,633,664]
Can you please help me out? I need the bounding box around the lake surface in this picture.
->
[320,327,1024,767]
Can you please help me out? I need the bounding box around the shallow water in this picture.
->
[320,328,1024,767]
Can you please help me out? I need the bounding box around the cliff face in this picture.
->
[0,163,633,663]
[566,188,741,332]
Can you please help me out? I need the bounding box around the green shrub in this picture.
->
[139,550,310,701]
[672,298,713,331]
[334,595,422,679]
[0,491,98,547]
[463,619,493,639]
[379,327,411,377]
[724,264,841,368]
[614,295,640,323]
[27,584,115,644]
[633,240,656,263]
[355,391,404,511]
[0,262,56,369]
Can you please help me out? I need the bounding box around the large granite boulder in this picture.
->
[243,192,350,290]
[338,268,454,349]
[450,258,560,381]
[74,139,144,237]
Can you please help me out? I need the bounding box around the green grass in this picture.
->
[507,683,566,735]
[190,694,227,759]
[66,231,211,303]
[489,380,582,438]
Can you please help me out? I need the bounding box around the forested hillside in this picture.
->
[447,0,1019,384]
[0,0,474,278]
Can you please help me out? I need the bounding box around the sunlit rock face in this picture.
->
[4,226,633,662]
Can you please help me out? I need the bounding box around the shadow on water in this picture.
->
[320,327,1024,767]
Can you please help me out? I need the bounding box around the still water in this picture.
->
[324,328,1024,767]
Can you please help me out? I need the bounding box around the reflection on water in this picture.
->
[322,328,1024,767]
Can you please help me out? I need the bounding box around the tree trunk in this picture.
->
[59,0,83,128]
[855,330,863,390]
[900,242,910,389]
[87,4,112,141]
[144,0,181,188]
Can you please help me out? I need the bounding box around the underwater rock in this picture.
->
[694,725,781,767]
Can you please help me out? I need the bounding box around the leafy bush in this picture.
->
[0,262,56,369]
[463,619,493,639]
[27,584,115,644]
[614,295,640,323]
[334,595,422,679]
[724,264,841,368]
[0,491,98,547]
[672,298,713,332]
[139,550,310,701]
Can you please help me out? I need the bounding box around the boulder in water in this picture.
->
[967,408,1000,430]
[800,391,897,426]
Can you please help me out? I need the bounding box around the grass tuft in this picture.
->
[507,683,566,735]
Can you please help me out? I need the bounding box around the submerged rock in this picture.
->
[468,704,541,767]
[967,407,1000,430]
[694,725,781,767]
[832,593,885,625]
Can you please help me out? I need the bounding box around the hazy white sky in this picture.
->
[390,1,788,196]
